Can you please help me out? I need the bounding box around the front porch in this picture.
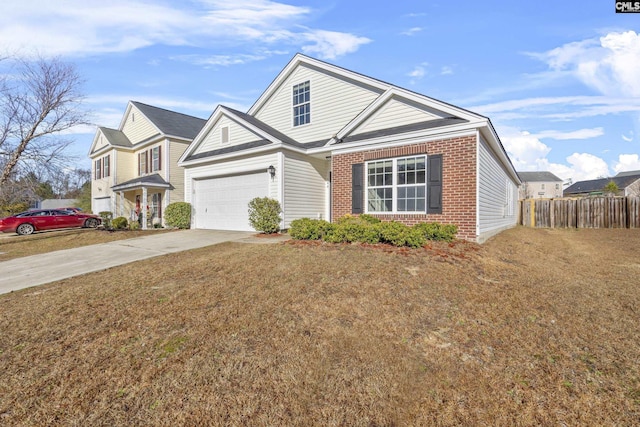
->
[111,174,174,229]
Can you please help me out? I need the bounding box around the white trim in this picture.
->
[179,142,308,168]
[364,155,427,214]
[291,78,312,129]
[278,151,285,230]
[475,129,480,238]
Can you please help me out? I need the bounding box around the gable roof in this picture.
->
[615,170,640,177]
[130,101,206,140]
[99,127,132,148]
[518,171,562,182]
[564,174,640,194]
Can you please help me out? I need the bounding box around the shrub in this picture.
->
[414,222,458,242]
[324,215,380,244]
[248,197,281,234]
[0,202,29,218]
[129,221,140,230]
[289,218,333,240]
[358,213,381,224]
[378,221,411,246]
[99,211,113,229]
[164,202,191,229]
[112,216,128,230]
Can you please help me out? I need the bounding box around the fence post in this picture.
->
[529,198,535,228]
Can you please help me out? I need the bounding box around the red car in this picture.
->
[0,209,102,235]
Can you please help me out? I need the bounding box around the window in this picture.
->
[95,159,102,180]
[138,151,147,176]
[221,126,229,144]
[541,183,546,190]
[151,146,161,172]
[366,156,426,213]
[151,193,162,219]
[293,81,310,126]
[103,155,110,178]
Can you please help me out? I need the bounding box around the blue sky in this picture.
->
[1,0,640,184]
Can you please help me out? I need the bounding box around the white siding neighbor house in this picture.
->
[178,54,520,242]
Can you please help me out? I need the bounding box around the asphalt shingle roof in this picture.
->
[564,174,640,194]
[517,171,562,182]
[98,127,132,148]
[131,101,207,140]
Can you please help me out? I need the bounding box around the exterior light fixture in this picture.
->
[267,165,276,177]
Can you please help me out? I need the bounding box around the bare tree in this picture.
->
[0,56,87,189]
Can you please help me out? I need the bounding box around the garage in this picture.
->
[194,172,269,231]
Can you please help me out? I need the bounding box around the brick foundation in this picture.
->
[331,135,478,241]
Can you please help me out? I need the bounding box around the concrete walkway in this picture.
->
[0,229,289,295]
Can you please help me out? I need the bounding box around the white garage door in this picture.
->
[93,197,112,214]
[194,172,269,231]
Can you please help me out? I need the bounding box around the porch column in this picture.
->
[142,187,148,230]
[119,192,124,217]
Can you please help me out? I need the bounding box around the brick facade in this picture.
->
[331,135,478,241]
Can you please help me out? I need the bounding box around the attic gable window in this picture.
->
[293,81,310,126]
[221,126,229,144]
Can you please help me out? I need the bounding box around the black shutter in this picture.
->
[352,163,364,214]
[427,154,442,214]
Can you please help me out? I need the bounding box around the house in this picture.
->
[564,173,640,197]
[89,101,206,227]
[518,171,563,199]
[178,54,520,243]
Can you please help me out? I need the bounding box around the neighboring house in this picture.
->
[518,171,563,199]
[178,54,520,243]
[564,173,640,197]
[40,199,79,209]
[89,101,206,227]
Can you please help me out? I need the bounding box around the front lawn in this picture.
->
[0,227,639,425]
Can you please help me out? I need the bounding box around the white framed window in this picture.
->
[103,155,110,178]
[293,81,310,126]
[138,151,147,176]
[151,146,161,172]
[366,156,427,213]
[94,159,102,180]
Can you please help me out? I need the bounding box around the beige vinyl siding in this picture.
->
[283,153,329,226]
[116,150,135,184]
[122,106,159,144]
[353,98,442,135]
[168,141,189,203]
[183,152,280,206]
[196,116,261,154]
[478,137,518,242]
[94,132,110,152]
[254,64,381,144]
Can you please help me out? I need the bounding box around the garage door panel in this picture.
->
[194,172,268,231]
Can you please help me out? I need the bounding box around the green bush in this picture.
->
[99,211,113,229]
[248,197,282,234]
[164,202,191,229]
[324,215,380,244]
[289,218,333,240]
[288,215,457,248]
[112,216,128,230]
[129,221,140,230]
[414,222,458,242]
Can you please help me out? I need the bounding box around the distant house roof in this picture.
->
[517,171,562,182]
[564,174,640,195]
[615,170,640,177]
[131,101,207,140]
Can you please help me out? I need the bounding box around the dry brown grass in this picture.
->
[0,229,174,261]
[1,226,639,425]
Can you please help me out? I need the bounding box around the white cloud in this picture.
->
[530,30,640,97]
[300,30,371,60]
[401,27,423,36]
[532,127,604,140]
[499,126,610,181]
[614,154,640,173]
[0,1,369,60]
[440,66,453,75]
[622,132,634,142]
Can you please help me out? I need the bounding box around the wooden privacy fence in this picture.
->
[519,197,640,229]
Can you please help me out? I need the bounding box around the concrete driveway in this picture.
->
[0,229,288,295]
